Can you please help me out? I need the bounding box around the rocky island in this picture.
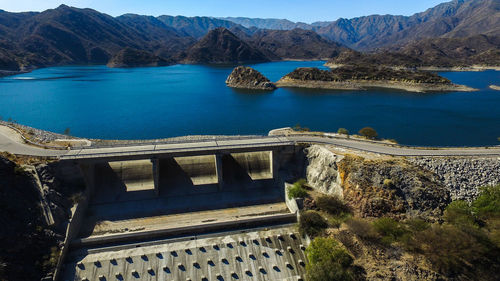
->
[106,48,174,68]
[225,66,276,90]
[490,85,500,91]
[276,66,477,93]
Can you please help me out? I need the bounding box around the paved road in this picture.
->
[0,127,67,157]
[290,135,500,157]
[1,125,500,158]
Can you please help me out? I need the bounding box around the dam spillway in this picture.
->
[60,144,305,280]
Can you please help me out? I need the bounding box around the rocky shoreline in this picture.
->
[275,77,477,93]
[325,63,500,72]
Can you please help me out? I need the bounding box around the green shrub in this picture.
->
[406,225,490,276]
[444,200,477,227]
[358,127,378,139]
[337,128,349,135]
[373,217,407,245]
[299,210,328,238]
[472,184,500,219]
[346,218,378,240]
[404,218,430,232]
[287,179,308,199]
[306,237,355,281]
[316,195,350,216]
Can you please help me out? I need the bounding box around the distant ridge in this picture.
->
[222,0,500,50]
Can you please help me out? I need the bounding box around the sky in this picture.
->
[0,0,447,23]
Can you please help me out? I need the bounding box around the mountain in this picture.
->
[224,0,500,51]
[0,5,193,70]
[248,28,346,60]
[107,47,174,68]
[157,15,248,38]
[221,17,312,30]
[182,28,269,64]
[327,35,500,67]
[317,0,500,50]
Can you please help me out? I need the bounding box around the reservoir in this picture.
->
[0,61,499,146]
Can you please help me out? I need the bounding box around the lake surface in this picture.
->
[0,61,499,146]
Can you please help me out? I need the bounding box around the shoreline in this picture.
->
[275,78,477,93]
[324,63,500,72]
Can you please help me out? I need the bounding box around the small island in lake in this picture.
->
[490,85,500,91]
[226,66,276,90]
[275,66,477,93]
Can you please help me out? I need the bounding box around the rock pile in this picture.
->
[226,66,276,90]
[409,157,500,201]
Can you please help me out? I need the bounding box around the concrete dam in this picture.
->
[60,143,307,281]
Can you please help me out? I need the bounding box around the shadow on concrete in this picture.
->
[80,154,282,238]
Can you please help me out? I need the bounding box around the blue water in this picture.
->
[0,61,499,146]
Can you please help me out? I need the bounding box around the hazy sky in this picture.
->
[0,0,447,23]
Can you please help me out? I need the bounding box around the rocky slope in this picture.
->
[222,0,500,51]
[181,28,269,64]
[327,35,500,68]
[0,5,194,71]
[0,155,85,281]
[158,15,247,38]
[408,157,500,201]
[276,66,475,92]
[225,66,276,90]
[303,145,500,219]
[220,17,312,31]
[247,28,345,60]
[106,47,174,68]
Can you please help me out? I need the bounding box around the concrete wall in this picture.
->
[108,160,154,191]
[228,151,273,180]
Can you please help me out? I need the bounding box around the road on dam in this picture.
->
[2,125,500,158]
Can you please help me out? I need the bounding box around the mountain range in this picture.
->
[222,0,500,51]
[0,0,498,72]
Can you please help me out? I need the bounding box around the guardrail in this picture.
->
[60,139,295,160]
[284,131,500,150]
[88,135,274,148]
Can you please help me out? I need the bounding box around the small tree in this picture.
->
[299,211,328,238]
[306,237,355,281]
[63,127,71,136]
[337,128,349,136]
[358,127,378,139]
[287,179,308,199]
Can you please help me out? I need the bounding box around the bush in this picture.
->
[346,218,378,240]
[306,237,355,281]
[337,128,349,135]
[358,127,378,139]
[444,200,477,227]
[316,195,350,216]
[372,217,407,245]
[405,224,490,276]
[472,184,500,219]
[287,179,308,199]
[404,218,430,232]
[299,211,328,238]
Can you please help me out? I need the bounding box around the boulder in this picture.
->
[226,66,276,90]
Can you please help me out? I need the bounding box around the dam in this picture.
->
[59,141,307,281]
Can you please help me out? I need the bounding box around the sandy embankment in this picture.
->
[275,77,477,93]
